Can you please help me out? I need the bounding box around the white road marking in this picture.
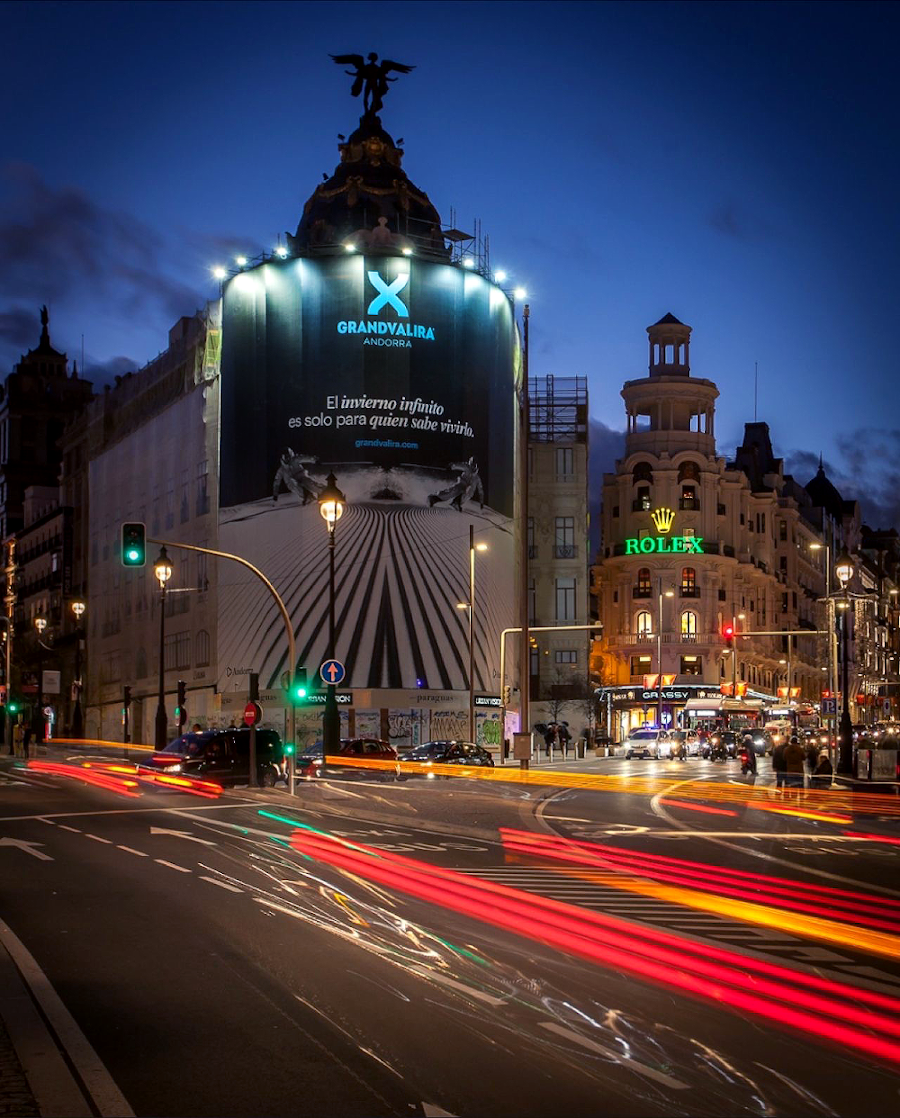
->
[116,845,148,857]
[0,836,53,860]
[539,1021,688,1089]
[37,817,57,825]
[58,824,81,833]
[415,969,507,1006]
[421,1104,458,1116]
[0,916,134,1116]
[0,801,259,823]
[84,833,113,844]
[199,875,243,893]
[149,826,217,845]
[154,859,191,873]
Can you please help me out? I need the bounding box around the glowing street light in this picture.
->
[513,287,527,300]
[153,547,174,749]
[235,255,248,267]
[318,474,347,762]
[494,270,507,283]
[212,266,227,280]
[275,245,289,259]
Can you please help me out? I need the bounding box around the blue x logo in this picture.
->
[367,271,410,318]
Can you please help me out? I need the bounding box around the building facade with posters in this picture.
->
[215,108,519,752]
[591,313,868,740]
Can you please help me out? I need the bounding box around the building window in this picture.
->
[636,567,652,596]
[530,648,539,677]
[180,468,190,524]
[634,486,651,511]
[555,577,576,621]
[680,655,702,675]
[135,647,147,678]
[636,610,653,636]
[555,516,575,558]
[556,447,574,479]
[612,505,619,518]
[780,555,787,572]
[631,654,652,676]
[555,650,577,664]
[196,460,210,516]
[197,548,209,591]
[681,610,698,637]
[164,631,191,672]
[528,578,536,625]
[527,517,536,558]
[780,521,787,541]
[165,481,175,530]
[678,461,701,483]
[632,461,653,484]
[680,485,698,510]
[195,629,211,667]
[680,567,697,596]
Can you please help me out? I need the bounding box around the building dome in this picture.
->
[288,113,449,260]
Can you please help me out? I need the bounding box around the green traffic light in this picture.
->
[284,743,295,755]
[8,702,18,713]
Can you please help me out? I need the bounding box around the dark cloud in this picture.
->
[785,429,900,529]
[0,304,38,349]
[0,162,205,360]
[82,354,139,383]
[588,418,626,556]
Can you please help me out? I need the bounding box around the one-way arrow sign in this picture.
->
[320,659,346,685]
[149,827,217,846]
[0,837,53,861]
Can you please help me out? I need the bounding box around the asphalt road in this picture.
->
[1,752,900,1117]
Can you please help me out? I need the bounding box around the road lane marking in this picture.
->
[199,875,243,892]
[154,859,191,873]
[149,826,217,845]
[84,833,113,844]
[0,916,135,1117]
[538,1021,688,1089]
[0,801,259,822]
[414,969,507,1006]
[37,817,56,825]
[0,837,53,860]
[58,824,81,833]
[117,845,148,857]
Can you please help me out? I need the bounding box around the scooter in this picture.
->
[740,748,757,775]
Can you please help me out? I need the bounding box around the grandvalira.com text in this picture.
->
[355,439,420,449]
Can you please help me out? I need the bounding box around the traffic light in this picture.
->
[290,667,308,704]
[7,700,18,714]
[176,680,186,730]
[121,522,146,567]
[283,742,295,756]
[723,623,734,649]
[123,685,131,716]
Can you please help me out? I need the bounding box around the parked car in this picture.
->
[295,738,398,779]
[403,740,494,771]
[659,729,701,758]
[143,728,284,787]
[619,728,664,759]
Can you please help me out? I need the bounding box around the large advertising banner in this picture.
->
[217,255,518,699]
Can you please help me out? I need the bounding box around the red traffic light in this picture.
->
[723,624,734,638]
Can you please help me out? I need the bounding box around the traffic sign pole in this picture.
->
[248,672,259,789]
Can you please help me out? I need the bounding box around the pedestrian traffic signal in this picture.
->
[723,623,734,649]
[7,700,18,714]
[283,742,295,755]
[121,522,146,567]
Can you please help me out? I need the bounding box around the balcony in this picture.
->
[679,498,700,511]
[632,586,652,598]
[610,631,722,647]
[680,587,700,598]
[632,499,652,512]
[554,544,577,559]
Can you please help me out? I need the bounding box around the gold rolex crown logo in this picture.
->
[650,507,676,534]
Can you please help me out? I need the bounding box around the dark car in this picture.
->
[403,740,494,770]
[143,728,284,787]
[748,730,773,756]
[295,738,398,779]
[703,730,739,759]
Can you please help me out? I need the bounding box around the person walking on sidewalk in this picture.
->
[784,734,806,796]
[772,737,787,791]
[811,748,834,790]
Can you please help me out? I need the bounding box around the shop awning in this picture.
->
[683,698,723,713]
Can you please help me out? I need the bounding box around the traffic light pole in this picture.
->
[147,539,297,790]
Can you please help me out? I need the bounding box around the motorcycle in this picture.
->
[740,747,757,775]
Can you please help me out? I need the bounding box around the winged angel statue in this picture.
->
[330,52,415,115]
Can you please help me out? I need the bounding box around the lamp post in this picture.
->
[318,473,345,763]
[810,541,837,736]
[458,528,488,742]
[153,547,173,749]
[71,599,85,738]
[656,581,674,729]
[835,550,855,775]
[34,615,47,744]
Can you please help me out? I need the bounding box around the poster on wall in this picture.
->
[217,255,518,698]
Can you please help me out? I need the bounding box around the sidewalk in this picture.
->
[0,1014,38,1118]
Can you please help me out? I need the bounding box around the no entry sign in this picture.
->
[243,701,262,727]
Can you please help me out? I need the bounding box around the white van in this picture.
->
[764,720,792,747]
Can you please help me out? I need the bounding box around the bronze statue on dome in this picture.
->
[330,52,415,115]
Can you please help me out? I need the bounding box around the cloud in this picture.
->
[0,162,206,365]
[0,304,38,349]
[785,429,900,529]
[588,418,626,555]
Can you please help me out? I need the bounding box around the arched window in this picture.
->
[636,610,653,637]
[632,461,653,484]
[636,567,652,596]
[681,611,698,637]
[681,567,697,595]
[195,629,211,667]
[678,460,701,483]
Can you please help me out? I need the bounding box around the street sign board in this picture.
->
[42,670,61,695]
[320,659,346,686]
[243,701,262,727]
[821,698,837,714]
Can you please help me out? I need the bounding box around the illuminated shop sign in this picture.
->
[624,536,704,555]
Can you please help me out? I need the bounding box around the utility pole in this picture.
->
[517,304,531,753]
[4,541,14,755]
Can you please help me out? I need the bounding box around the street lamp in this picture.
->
[458,529,489,743]
[153,547,173,749]
[71,600,86,739]
[834,550,855,775]
[34,615,48,744]
[656,583,674,730]
[318,473,345,763]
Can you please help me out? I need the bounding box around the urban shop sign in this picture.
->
[624,536,704,555]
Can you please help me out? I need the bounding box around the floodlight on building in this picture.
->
[475,543,488,552]
[494,270,507,283]
[212,266,227,280]
[275,245,289,259]
[513,287,527,300]
[401,247,413,256]
[235,255,248,267]
[462,257,474,268]
[344,243,357,252]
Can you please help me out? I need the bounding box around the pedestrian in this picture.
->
[12,721,23,758]
[191,722,203,733]
[772,737,787,791]
[741,733,757,777]
[558,721,571,757]
[811,749,833,790]
[22,724,32,760]
[783,734,806,796]
[544,723,558,758]
[804,737,818,776]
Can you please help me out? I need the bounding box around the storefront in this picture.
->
[597,684,723,741]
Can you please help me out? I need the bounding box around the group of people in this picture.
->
[543,721,572,756]
[766,733,833,790]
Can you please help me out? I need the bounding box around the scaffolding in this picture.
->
[529,375,588,443]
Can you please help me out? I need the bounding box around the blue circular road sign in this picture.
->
[320,659,346,686]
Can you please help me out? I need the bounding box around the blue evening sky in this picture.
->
[2,0,897,524]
